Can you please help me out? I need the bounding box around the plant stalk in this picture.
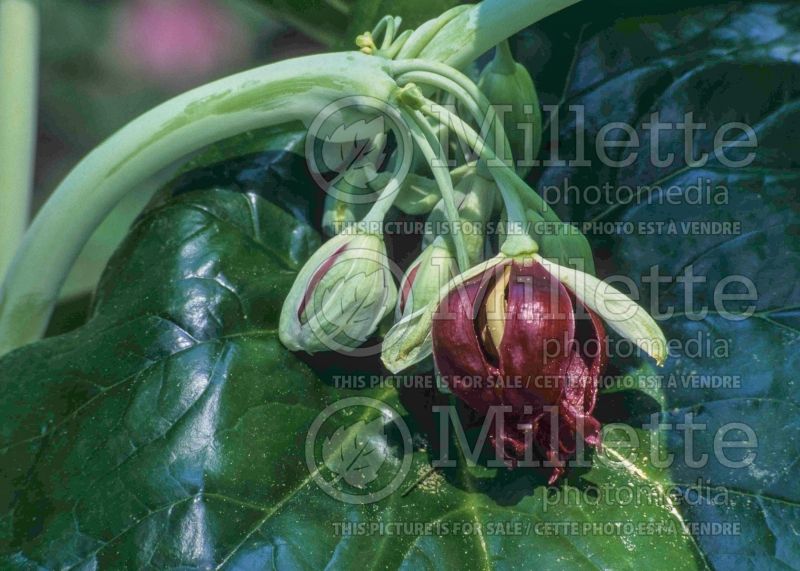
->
[419,0,582,68]
[403,109,470,272]
[421,102,540,256]
[0,0,38,281]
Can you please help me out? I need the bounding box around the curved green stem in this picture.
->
[360,170,401,227]
[0,0,38,280]
[423,101,557,221]
[396,71,483,125]
[383,29,412,59]
[0,53,397,355]
[426,104,596,269]
[418,0,583,69]
[392,59,519,171]
[402,109,470,272]
[391,59,492,118]
[372,15,399,50]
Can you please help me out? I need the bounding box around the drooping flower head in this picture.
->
[382,252,666,483]
[433,257,606,483]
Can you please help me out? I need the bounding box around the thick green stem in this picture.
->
[0,0,38,281]
[0,53,396,355]
[419,0,582,68]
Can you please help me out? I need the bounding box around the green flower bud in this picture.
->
[355,31,376,55]
[422,174,495,264]
[390,173,441,215]
[321,192,371,237]
[279,230,397,353]
[398,236,458,319]
[478,40,541,176]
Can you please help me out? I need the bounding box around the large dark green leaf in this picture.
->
[2,2,798,569]
[516,2,800,568]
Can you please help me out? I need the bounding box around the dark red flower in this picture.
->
[432,258,606,483]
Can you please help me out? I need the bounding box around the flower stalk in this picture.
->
[401,106,471,272]
[0,0,38,281]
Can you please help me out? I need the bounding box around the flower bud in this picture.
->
[478,40,541,176]
[422,174,495,265]
[390,173,441,215]
[279,231,397,353]
[321,192,371,237]
[432,257,605,483]
[398,237,458,319]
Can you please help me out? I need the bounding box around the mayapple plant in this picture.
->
[0,0,665,482]
[278,15,666,479]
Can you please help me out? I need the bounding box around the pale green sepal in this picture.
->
[389,173,441,215]
[536,255,668,365]
[422,174,495,264]
[397,236,458,319]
